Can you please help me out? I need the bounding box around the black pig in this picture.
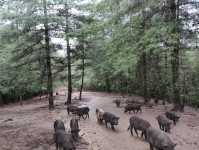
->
[124,104,142,113]
[146,126,177,150]
[54,130,76,150]
[156,114,172,132]
[165,111,180,125]
[73,107,90,120]
[115,100,121,107]
[103,112,120,130]
[70,118,80,140]
[127,116,151,139]
[54,120,65,132]
[67,105,78,115]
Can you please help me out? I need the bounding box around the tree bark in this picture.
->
[19,88,22,106]
[155,53,161,102]
[105,74,111,93]
[163,51,169,105]
[142,52,150,103]
[43,0,54,109]
[168,0,183,111]
[65,2,72,104]
[79,35,85,100]
[0,94,3,106]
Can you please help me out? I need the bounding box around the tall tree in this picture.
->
[43,0,54,109]
[64,1,72,104]
[167,0,183,111]
[79,34,85,99]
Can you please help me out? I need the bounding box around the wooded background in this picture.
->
[0,0,198,111]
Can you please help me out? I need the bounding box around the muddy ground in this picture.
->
[0,87,199,150]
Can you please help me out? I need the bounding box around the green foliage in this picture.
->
[0,0,199,106]
[84,0,199,104]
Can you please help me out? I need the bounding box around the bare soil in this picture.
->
[0,87,199,150]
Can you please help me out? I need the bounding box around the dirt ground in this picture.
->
[0,87,199,150]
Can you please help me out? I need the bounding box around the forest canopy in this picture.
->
[0,0,199,111]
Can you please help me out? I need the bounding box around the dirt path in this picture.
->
[80,92,149,150]
[0,91,199,150]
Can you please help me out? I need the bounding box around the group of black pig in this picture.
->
[53,105,90,149]
[53,100,180,150]
[127,113,179,150]
[54,119,79,150]
[114,99,180,150]
[67,105,90,120]
[156,111,180,133]
[96,108,120,130]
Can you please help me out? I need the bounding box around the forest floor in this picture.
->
[0,86,199,150]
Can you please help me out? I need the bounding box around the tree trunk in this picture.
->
[0,94,3,106]
[168,0,183,111]
[43,0,54,109]
[171,47,183,111]
[142,52,150,103]
[19,88,22,106]
[65,2,72,104]
[79,36,85,100]
[39,87,42,100]
[137,59,142,96]
[163,51,168,105]
[105,74,111,93]
[79,65,84,100]
[154,53,161,103]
